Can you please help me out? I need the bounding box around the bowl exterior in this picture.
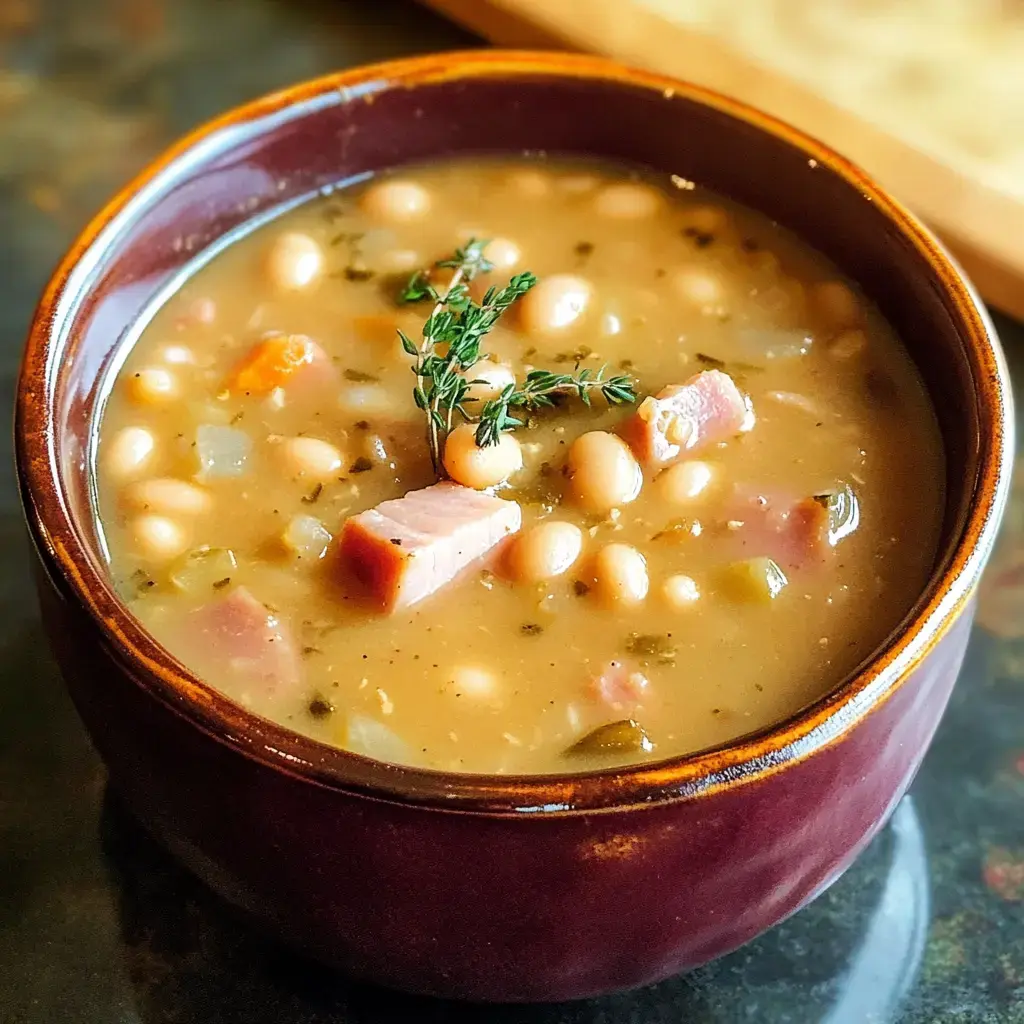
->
[35,555,972,1001]
[17,52,1010,1002]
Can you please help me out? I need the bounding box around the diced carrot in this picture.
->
[226,334,322,395]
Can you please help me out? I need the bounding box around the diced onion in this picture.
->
[282,514,332,560]
[195,424,252,479]
[169,547,238,592]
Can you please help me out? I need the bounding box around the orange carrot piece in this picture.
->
[226,334,319,395]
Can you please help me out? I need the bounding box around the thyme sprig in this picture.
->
[397,241,636,476]
[475,368,636,448]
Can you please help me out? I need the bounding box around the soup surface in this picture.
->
[96,158,945,774]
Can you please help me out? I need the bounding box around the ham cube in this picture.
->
[587,660,650,712]
[340,482,522,612]
[621,370,750,469]
[182,586,301,698]
[727,490,832,572]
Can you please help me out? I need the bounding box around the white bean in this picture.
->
[519,274,592,335]
[185,296,217,325]
[559,174,599,194]
[672,266,726,310]
[508,521,584,583]
[104,426,155,480]
[361,179,431,223]
[814,280,862,330]
[159,344,195,365]
[685,205,728,235]
[126,366,178,406]
[131,514,189,561]
[592,544,649,607]
[443,422,522,490]
[567,431,642,512]
[657,460,715,504]
[123,478,212,516]
[338,385,398,419]
[662,574,700,610]
[378,249,421,273]
[829,328,868,360]
[279,436,344,479]
[463,360,515,403]
[506,169,549,198]
[594,182,661,219]
[265,232,323,291]
[484,237,521,270]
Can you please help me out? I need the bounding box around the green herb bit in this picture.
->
[624,632,678,665]
[475,367,636,448]
[398,242,636,475]
[695,352,727,370]
[342,266,375,283]
[565,719,654,758]
[554,345,593,365]
[343,368,380,383]
[694,352,765,376]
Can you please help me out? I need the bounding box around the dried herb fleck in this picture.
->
[695,352,727,370]
[683,226,715,248]
[574,240,595,259]
[212,577,232,590]
[308,695,335,719]
[520,623,545,637]
[301,482,324,505]
[344,368,380,384]
[349,456,374,473]
[553,344,593,365]
[342,265,375,283]
[572,579,591,597]
[625,632,678,665]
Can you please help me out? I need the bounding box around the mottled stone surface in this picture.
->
[1,2,1021,1021]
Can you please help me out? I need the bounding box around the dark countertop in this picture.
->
[1,2,1022,1021]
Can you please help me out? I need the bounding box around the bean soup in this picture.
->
[95,158,945,773]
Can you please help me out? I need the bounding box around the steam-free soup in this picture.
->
[96,158,944,773]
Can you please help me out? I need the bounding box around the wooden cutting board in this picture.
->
[421,0,1024,321]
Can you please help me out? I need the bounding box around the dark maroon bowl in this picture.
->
[15,51,1013,1001]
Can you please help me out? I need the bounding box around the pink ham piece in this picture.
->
[340,482,522,612]
[182,586,301,697]
[587,660,650,712]
[727,490,832,572]
[621,369,750,469]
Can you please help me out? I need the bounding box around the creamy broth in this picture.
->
[95,158,945,773]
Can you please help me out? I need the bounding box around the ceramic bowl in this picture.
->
[15,51,1013,1001]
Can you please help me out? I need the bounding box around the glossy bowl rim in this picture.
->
[15,49,1013,816]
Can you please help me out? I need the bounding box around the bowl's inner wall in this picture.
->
[58,71,977,592]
